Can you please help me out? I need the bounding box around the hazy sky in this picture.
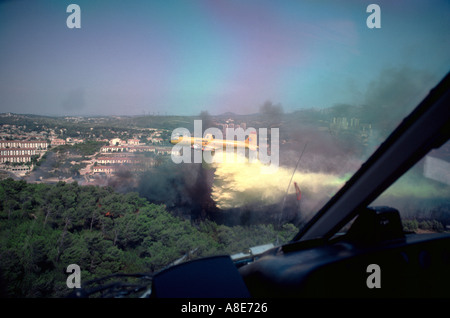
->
[0,0,449,116]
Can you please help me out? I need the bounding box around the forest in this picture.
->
[0,178,297,297]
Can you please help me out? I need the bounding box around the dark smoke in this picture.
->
[281,67,441,178]
[279,124,363,175]
[259,100,283,128]
[137,160,217,221]
[198,110,215,134]
[361,66,437,140]
[105,168,137,193]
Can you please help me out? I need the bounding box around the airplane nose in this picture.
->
[171,135,181,144]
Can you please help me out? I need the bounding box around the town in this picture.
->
[0,113,176,183]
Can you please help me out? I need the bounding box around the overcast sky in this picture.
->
[0,0,449,116]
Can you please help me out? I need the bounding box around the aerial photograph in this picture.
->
[0,0,449,309]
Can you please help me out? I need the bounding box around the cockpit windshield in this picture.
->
[0,0,449,298]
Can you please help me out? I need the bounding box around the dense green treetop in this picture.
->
[0,178,297,297]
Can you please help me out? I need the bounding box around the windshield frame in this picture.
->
[293,72,450,242]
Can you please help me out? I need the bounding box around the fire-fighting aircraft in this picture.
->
[171,131,258,151]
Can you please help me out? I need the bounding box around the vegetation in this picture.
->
[402,218,445,233]
[0,178,297,297]
[51,141,107,157]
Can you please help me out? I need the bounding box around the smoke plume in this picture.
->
[137,159,216,220]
